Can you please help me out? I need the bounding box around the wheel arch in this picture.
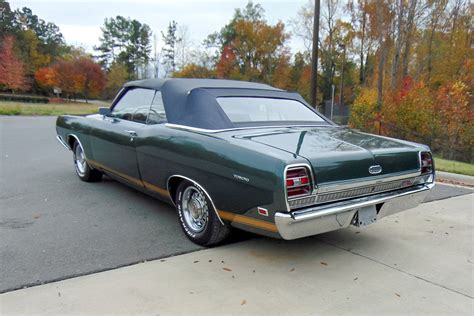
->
[167,175,224,225]
[67,134,81,151]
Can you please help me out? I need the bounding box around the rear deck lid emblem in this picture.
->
[369,165,382,175]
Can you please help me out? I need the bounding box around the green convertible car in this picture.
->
[56,78,435,246]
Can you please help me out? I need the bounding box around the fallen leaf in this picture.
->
[223,267,232,272]
[353,277,358,281]
[241,299,246,305]
[320,262,328,266]
[193,260,199,263]
[395,293,401,297]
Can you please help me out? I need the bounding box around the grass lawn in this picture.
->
[0,101,101,116]
[435,157,474,176]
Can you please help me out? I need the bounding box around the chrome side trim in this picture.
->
[165,123,331,134]
[275,183,434,240]
[56,135,71,150]
[166,175,224,225]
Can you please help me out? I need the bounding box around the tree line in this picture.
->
[0,0,471,160]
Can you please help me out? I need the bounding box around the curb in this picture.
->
[436,171,474,186]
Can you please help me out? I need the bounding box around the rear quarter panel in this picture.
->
[136,126,302,236]
[56,115,95,158]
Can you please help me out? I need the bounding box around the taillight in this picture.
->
[420,152,434,174]
[286,167,312,198]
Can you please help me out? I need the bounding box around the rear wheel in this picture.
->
[175,180,230,246]
[72,141,102,182]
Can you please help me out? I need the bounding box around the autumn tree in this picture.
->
[207,2,290,84]
[106,62,129,99]
[35,56,105,101]
[0,36,29,93]
[74,57,106,102]
[173,64,215,78]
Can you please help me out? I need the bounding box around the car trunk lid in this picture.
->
[236,126,421,184]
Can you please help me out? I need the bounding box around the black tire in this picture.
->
[72,141,102,182]
[175,180,230,246]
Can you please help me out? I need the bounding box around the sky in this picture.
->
[9,0,308,55]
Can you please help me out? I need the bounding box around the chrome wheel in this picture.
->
[74,143,87,176]
[181,186,208,233]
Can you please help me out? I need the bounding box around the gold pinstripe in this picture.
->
[87,159,278,233]
[218,210,278,232]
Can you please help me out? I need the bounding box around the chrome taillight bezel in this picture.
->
[420,151,434,175]
[284,164,315,201]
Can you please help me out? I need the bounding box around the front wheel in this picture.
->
[175,181,230,246]
[72,141,102,182]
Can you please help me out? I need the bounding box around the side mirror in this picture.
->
[99,107,111,116]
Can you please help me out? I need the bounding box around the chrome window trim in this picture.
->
[165,123,331,134]
[167,175,224,225]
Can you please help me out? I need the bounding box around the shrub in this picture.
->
[0,94,49,103]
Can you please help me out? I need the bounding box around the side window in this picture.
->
[111,88,155,123]
[147,91,167,124]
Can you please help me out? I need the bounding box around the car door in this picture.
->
[135,91,170,194]
[90,88,155,184]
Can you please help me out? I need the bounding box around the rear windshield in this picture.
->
[216,97,325,125]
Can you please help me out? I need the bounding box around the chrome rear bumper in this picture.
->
[274,183,434,240]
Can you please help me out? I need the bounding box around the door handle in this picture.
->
[124,130,137,137]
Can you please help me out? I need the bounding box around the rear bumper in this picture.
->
[274,183,434,240]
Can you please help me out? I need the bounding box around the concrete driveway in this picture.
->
[1,193,472,315]
[1,116,471,294]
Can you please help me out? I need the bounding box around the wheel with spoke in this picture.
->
[176,180,230,246]
[72,140,102,182]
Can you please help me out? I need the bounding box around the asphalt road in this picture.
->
[0,116,472,293]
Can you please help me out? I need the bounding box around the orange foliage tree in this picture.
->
[173,64,215,79]
[35,57,105,101]
[0,36,29,93]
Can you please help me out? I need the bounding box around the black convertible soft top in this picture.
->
[123,78,323,130]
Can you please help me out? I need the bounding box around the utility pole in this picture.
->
[331,84,335,120]
[310,0,320,109]
[339,43,346,109]
[153,34,159,78]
